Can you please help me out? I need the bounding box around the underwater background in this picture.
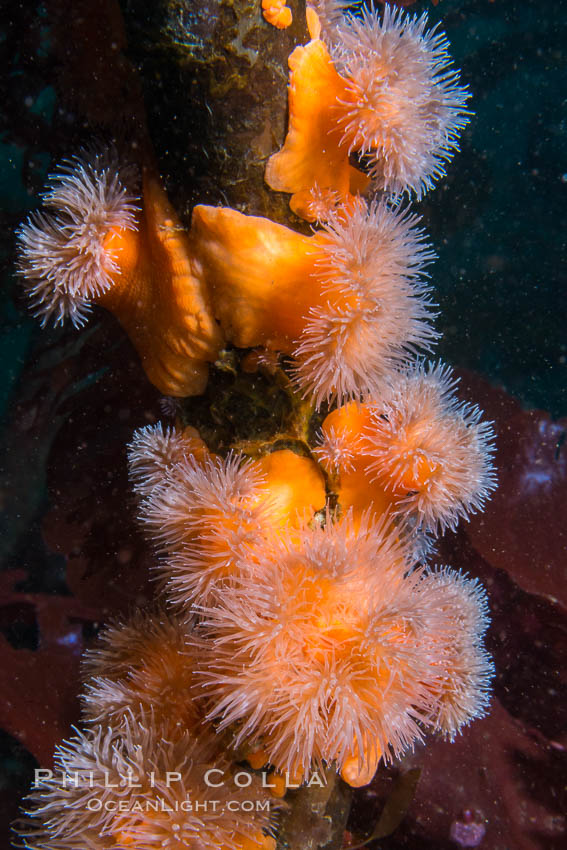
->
[0,1,565,848]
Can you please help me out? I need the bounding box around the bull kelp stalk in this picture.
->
[124,0,309,222]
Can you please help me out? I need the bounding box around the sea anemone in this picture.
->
[316,399,373,473]
[309,1,350,43]
[317,362,496,535]
[265,3,470,217]
[252,449,326,527]
[361,361,497,533]
[264,8,369,220]
[315,400,397,529]
[137,452,275,606]
[190,514,491,785]
[191,198,436,407]
[81,606,201,733]
[132,431,326,607]
[16,151,139,328]
[16,152,224,396]
[15,716,276,850]
[332,4,471,198]
[128,422,210,498]
[314,421,359,473]
[262,0,292,29]
[292,198,437,406]
[418,566,494,738]
[190,204,321,351]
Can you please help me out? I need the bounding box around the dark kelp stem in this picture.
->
[277,766,354,850]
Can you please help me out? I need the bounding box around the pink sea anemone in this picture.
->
[15,715,276,850]
[190,514,492,785]
[362,361,497,533]
[16,151,139,327]
[332,4,471,198]
[292,198,438,406]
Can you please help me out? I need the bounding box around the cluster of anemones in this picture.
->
[16,605,279,850]
[14,4,496,845]
[15,3,469,409]
[17,160,438,405]
[121,419,493,789]
[15,404,495,845]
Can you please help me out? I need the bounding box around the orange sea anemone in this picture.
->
[128,422,210,498]
[315,400,398,529]
[316,361,496,535]
[191,198,436,407]
[262,0,292,29]
[137,452,275,605]
[418,566,494,738]
[131,434,325,607]
[16,716,276,850]
[190,514,491,786]
[332,4,471,198]
[264,8,369,220]
[16,152,139,327]
[253,448,326,525]
[361,361,497,533]
[266,4,470,217]
[81,606,201,734]
[292,199,437,406]
[16,151,224,397]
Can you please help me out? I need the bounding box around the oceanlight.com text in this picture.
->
[84,798,272,813]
